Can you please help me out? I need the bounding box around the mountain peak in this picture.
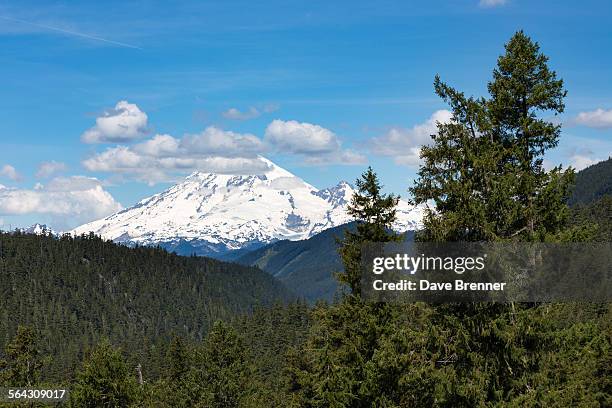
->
[331,180,353,190]
[313,181,354,208]
[183,157,314,192]
[22,223,57,236]
[186,156,295,179]
[71,157,424,257]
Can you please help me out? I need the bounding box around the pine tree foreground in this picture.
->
[286,31,610,407]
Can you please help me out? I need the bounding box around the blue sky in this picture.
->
[0,0,610,230]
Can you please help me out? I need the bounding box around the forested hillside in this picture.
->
[569,157,612,206]
[566,158,612,241]
[0,232,293,382]
[238,223,415,302]
[237,223,354,301]
[569,194,612,241]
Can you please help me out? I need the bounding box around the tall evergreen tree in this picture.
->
[412,30,574,242]
[405,30,595,406]
[70,339,139,408]
[289,168,404,407]
[0,326,44,387]
[165,335,189,383]
[187,321,256,407]
[290,31,606,408]
[337,167,402,296]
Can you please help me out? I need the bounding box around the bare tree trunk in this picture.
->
[136,364,144,385]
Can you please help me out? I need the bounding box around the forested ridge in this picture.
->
[0,232,293,383]
[569,157,612,206]
[236,222,359,302]
[1,30,611,407]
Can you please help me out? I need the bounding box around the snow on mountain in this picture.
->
[71,158,425,257]
[21,223,58,236]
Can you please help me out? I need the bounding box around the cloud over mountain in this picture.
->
[181,127,264,156]
[264,119,366,164]
[82,127,272,184]
[82,114,365,184]
[81,101,148,143]
[370,110,452,166]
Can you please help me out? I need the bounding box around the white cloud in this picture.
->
[569,155,601,171]
[222,104,279,121]
[131,129,264,159]
[45,176,105,192]
[132,134,180,157]
[83,117,366,184]
[181,127,264,156]
[265,119,340,154]
[574,108,612,129]
[264,119,366,165]
[83,146,143,173]
[223,107,261,120]
[0,164,22,181]
[0,176,122,227]
[479,0,507,7]
[81,101,148,143]
[370,110,453,167]
[36,161,67,178]
[303,149,367,165]
[83,127,272,184]
[84,147,271,184]
[187,156,272,174]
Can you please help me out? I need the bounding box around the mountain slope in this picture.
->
[567,158,612,242]
[569,157,612,206]
[237,223,415,302]
[72,157,424,257]
[237,223,352,302]
[0,231,293,381]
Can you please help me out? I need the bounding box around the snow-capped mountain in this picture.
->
[71,158,424,257]
[21,223,58,236]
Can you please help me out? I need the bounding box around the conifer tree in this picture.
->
[187,321,255,407]
[165,335,189,382]
[411,30,574,242]
[70,339,139,407]
[337,167,402,296]
[148,335,193,407]
[407,30,584,405]
[290,168,403,407]
[0,326,44,387]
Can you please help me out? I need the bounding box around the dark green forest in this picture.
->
[569,157,612,206]
[1,31,611,407]
[236,222,355,302]
[0,233,293,384]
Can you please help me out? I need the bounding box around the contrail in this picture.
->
[0,15,142,50]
